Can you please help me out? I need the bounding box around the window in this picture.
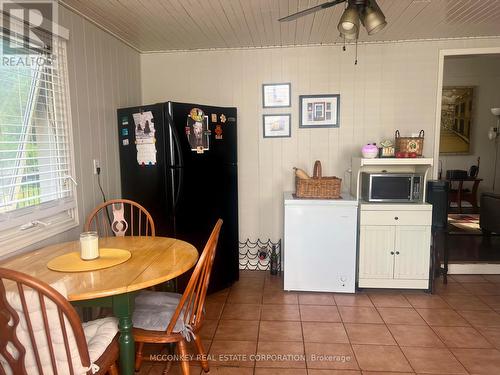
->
[0,21,77,256]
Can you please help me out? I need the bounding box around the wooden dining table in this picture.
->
[0,236,198,375]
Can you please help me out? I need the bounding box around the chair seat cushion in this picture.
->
[133,291,195,340]
[83,317,119,363]
[134,290,182,306]
[133,304,185,332]
[2,280,118,375]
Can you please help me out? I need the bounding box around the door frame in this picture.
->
[432,47,500,179]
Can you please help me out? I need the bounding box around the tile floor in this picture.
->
[137,271,500,374]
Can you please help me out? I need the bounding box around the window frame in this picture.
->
[0,16,77,258]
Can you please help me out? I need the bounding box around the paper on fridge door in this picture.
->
[133,110,157,165]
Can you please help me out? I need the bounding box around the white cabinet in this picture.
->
[359,225,395,280]
[358,204,432,289]
[284,193,358,293]
[394,226,431,281]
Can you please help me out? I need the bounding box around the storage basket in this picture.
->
[295,161,341,199]
[395,130,425,156]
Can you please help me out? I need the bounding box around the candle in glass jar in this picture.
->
[80,231,99,260]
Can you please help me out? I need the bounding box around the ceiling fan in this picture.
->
[279,0,387,40]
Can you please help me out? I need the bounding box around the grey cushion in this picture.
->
[132,291,193,340]
[135,290,182,306]
[132,304,185,332]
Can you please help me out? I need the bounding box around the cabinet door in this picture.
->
[359,225,395,280]
[393,226,431,280]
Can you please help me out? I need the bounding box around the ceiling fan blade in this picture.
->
[278,0,346,22]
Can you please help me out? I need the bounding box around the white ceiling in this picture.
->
[61,0,500,52]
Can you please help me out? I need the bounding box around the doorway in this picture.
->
[434,49,500,213]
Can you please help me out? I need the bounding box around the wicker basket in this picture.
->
[295,161,341,199]
[395,130,425,156]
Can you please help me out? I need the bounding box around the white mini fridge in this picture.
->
[283,192,358,293]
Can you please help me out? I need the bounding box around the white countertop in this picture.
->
[360,201,432,210]
[284,192,358,206]
[354,157,434,166]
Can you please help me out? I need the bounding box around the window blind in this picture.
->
[0,26,76,232]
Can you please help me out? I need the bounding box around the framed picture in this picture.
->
[263,114,291,138]
[299,94,340,128]
[262,83,291,108]
[439,86,474,154]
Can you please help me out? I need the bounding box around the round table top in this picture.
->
[0,236,198,301]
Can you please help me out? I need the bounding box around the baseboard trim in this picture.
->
[444,263,500,274]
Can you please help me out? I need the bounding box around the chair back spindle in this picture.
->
[85,199,155,237]
[0,268,92,375]
[167,219,222,335]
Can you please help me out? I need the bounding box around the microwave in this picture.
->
[361,172,423,203]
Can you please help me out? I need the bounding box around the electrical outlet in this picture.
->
[93,159,100,175]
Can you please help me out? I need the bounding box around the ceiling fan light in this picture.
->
[337,6,359,36]
[341,21,355,31]
[341,30,359,40]
[361,0,387,35]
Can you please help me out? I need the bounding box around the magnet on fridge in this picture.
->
[122,139,129,146]
[196,146,204,154]
[227,117,236,122]
[121,116,128,125]
[211,113,217,122]
[215,124,223,140]
[220,114,226,123]
[121,128,129,136]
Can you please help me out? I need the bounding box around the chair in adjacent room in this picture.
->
[0,267,120,375]
[480,192,500,235]
[447,177,483,213]
[132,219,223,375]
[85,198,155,237]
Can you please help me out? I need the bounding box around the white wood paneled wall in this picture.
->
[141,37,500,243]
[20,6,141,252]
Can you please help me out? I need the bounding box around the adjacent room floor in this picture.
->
[138,270,500,375]
[438,214,500,264]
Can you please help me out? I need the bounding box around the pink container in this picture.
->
[362,143,378,159]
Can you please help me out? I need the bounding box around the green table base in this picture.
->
[73,293,136,375]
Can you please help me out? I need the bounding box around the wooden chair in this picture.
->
[85,199,155,237]
[0,267,119,375]
[447,178,483,213]
[132,219,223,375]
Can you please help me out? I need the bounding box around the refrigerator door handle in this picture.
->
[166,108,184,168]
[166,105,184,212]
[174,167,183,209]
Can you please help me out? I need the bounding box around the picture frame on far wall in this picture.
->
[263,114,291,138]
[262,83,291,108]
[299,94,340,128]
[439,86,474,154]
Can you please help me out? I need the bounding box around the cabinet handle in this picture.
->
[395,251,400,255]
[390,251,395,255]
[394,216,399,220]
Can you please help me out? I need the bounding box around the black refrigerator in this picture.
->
[117,101,239,292]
